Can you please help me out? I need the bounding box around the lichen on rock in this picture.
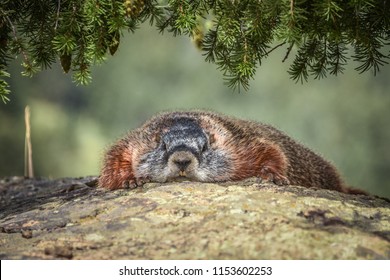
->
[0,177,389,259]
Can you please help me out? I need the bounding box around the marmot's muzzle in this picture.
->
[169,150,198,173]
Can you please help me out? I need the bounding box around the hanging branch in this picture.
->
[0,0,389,101]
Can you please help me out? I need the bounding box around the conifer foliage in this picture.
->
[0,0,389,102]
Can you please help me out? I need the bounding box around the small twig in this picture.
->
[240,21,249,63]
[5,15,17,37]
[265,42,286,56]
[5,15,31,64]
[282,43,294,62]
[54,0,61,31]
[24,106,34,178]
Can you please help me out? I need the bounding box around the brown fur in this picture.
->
[99,110,362,194]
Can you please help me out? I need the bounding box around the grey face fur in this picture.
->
[135,117,231,182]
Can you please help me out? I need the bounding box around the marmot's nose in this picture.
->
[174,159,191,171]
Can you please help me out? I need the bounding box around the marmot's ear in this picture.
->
[154,134,161,143]
[152,133,162,150]
[208,133,216,146]
[153,127,169,143]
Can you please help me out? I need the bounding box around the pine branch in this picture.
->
[0,0,390,101]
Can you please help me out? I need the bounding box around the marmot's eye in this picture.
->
[161,141,168,151]
[201,143,208,153]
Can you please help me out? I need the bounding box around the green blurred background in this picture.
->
[1,24,389,198]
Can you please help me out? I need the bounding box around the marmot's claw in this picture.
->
[123,180,138,189]
[135,177,150,186]
[122,177,151,189]
[273,175,290,186]
[259,167,290,186]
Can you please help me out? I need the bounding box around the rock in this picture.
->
[0,176,389,259]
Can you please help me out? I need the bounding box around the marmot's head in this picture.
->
[135,116,231,182]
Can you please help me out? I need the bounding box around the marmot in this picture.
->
[98,110,363,194]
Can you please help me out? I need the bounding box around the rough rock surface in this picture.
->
[0,176,389,260]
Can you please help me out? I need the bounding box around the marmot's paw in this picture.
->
[123,177,151,189]
[272,174,290,186]
[123,180,138,189]
[259,167,290,186]
[136,177,151,186]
